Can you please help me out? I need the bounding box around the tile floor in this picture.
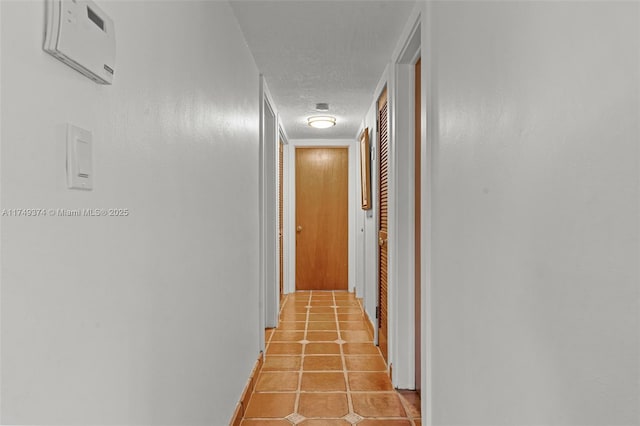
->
[241,291,421,425]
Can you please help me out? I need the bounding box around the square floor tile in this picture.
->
[307,322,337,331]
[398,390,421,418]
[332,292,351,299]
[310,307,336,314]
[336,307,361,314]
[345,356,387,371]
[272,331,305,342]
[358,421,412,426]
[282,304,305,310]
[300,372,346,391]
[342,343,381,355]
[279,313,308,321]
[338,313,364,321]
[311,291,333,300]
[306,331,339,341]
[335,300,360,307]
[305,343,341,355]
[267,342,303,355]
[298,416,350,424]
[289,292,310,298]
[310,299,335,306]
[340,330,372,342]
[278,322,306,330]
[303,355,343,371]
[282,303,304,310]
[280,305,307,318]
[308,313,336,321]
[244,393,296,418]
[338,321,367,330]
[351,393,406,417]
[241,420,292,425]
[255,372,299,391]
[347,372,394,391]
[263,355,302,371]
[298,392,349,417]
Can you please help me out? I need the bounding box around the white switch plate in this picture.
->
[67,124,93,190]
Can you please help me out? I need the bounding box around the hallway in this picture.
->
[1,1,638,425]
[237,292,420,425]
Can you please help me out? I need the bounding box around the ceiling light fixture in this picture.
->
[308,115,336,129]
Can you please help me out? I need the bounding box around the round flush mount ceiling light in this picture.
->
[308,115,336,129]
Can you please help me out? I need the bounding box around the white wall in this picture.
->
[425,2,639,424]
[0,1,261,424]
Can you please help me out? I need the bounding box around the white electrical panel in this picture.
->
[43,0,115,85]
[67,124,93,190]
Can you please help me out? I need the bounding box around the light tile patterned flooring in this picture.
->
[241,291,421,425]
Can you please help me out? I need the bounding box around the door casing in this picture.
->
[259,77,279,345]
[284,139,358,294]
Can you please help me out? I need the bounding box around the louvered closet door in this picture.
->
[378,88,389,364]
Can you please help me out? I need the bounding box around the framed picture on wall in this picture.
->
[359,127,372,210]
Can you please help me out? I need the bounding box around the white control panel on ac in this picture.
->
[43,0,115,84]
[67,124,93,190]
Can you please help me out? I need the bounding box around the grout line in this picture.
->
[293,291,311,416]
[336,291,356,419]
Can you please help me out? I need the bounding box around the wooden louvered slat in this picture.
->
[378,87,389,364]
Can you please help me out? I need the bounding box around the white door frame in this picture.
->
[420,3,435,423]
[278,127,290,300]
[388,5,422,390]
[259,76,280,344]
[387,2,436,424]
[285,139,358,294]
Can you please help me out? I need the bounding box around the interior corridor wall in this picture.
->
[360,103,379,340]
[0,1,261,424]
[426,2,639,424]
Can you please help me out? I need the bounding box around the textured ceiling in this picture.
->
[230,0,416,140]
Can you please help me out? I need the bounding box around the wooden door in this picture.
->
[295,147,349,290]
[378,88,389,363]
[279,140,284,300]
[414,58,422,393]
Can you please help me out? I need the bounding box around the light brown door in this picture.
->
[378,88,389,363]
[295,147,348,290]
[279,140,284,300]
[414,58,422,394]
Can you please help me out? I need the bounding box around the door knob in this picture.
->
[297,226,303,232]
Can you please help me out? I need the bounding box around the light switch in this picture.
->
[67,124,93,190]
